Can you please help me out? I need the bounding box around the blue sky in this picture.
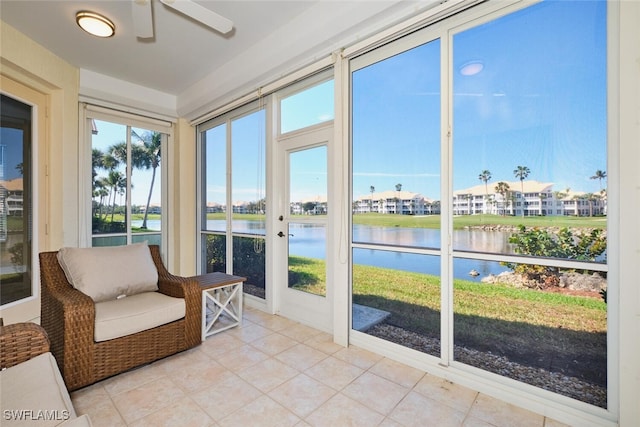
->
[352,0,606,201]
[92,120,162,206]
[1,128,24,181]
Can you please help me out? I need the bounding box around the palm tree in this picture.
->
[109,142,128,167]
[105,170,125,223]
[585,192,602,217]
[538,192,546,216]
[369,185,375,212]
[513,165,531,217]
[91,148,104,186]
[478,170,492,213]
[132,130,162,229]
[93,178,109,219]
[395,183,402,214]
[494,181,510,216]
[590,170,607,191]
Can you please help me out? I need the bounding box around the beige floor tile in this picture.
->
[102,364,166,397]
[305,356,365,390]
[150,347,212,376]
[111,377,185,424]
[68,311,565,427]
[389,391,467,427]
[167,358,230,394]
[70,382,109,411]
[191,372,262,421]
[468,393,544,427]
[342,371,410,415]
[237,357,300,392]
[72,384,126,427]
[543,418,573,427]
[249,332,298,355]
[303,332,344,355]
[378,417,406,427]
[199,332,245,358]
[462,416,498,427]
[75,401,127,427]
[128,396,213,427]
[369,358,426,389]
[216,343,271,372]
[277,322,324,342]
[268,374,337,418]
[413,374,478,413]
[333,345,384,370]
[260,314,299,332]
[243,308,273,324]
[217,395,300,427]
[304,393,385,427]
[227,322,273,343]
[275,343,328,371]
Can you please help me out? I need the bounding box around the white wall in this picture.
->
[0,21,79,323]
[616,1,640,425]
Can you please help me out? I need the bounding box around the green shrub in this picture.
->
[505,226,607,288]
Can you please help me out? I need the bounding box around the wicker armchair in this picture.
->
[39,245,201,391]
[0,322,50,370]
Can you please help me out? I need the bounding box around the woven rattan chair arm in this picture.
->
[157,273,197,297]
[42,284,96,347]
[0,322,50,369]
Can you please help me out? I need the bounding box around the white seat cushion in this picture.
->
[0,352,76,427]
[94,292,186,342]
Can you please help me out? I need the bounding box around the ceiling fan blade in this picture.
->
[132,0,154,38]
[159,0,233,34]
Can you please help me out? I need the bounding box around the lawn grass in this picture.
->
[203,212,607,230]
[288,256,326,295]
[352,213,607,230]
[290,255,606,334]
[290,255,606,384]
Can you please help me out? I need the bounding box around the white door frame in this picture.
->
[271,124,333,332]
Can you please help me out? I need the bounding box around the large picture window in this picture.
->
[351,0,607,410]
[199,105,267,299]
[85,108,169,248]
[0,94,34,306]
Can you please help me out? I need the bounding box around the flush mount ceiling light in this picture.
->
[460,60,484,76]
[76,11,115,38]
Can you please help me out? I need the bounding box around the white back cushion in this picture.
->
[57,243,158,302]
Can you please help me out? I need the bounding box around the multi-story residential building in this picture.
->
[453,180,606,217]
[354,190,435,215]
[0,178,23,217]
[291,196,327,215]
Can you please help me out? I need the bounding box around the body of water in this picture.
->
[192,219,514,281]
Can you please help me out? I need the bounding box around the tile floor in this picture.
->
[71,307,570,427]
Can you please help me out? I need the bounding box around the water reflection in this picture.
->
[200,220,514,280]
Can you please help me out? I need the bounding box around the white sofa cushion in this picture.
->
[57,243,158,302]
[0,352,76,427]
[94,292,186,342]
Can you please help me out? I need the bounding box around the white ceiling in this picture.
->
[1,1,428,116]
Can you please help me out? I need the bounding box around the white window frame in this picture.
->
[80,104,172,254]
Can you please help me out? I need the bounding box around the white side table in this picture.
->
[193,272,246,341]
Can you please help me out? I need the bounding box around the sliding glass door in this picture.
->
[351,35,442,356]
[351,0,608,410]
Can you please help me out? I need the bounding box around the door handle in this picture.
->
[277,231,285,237]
